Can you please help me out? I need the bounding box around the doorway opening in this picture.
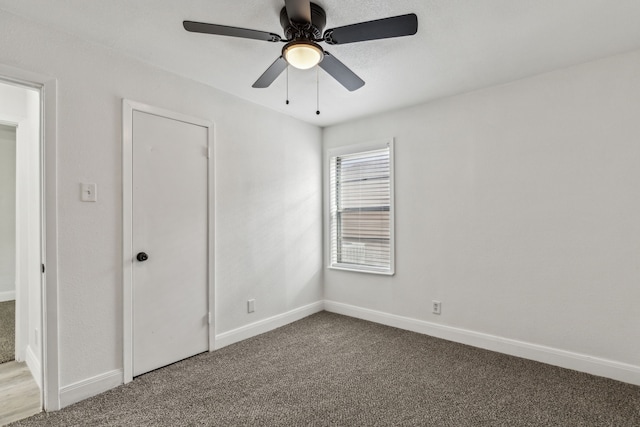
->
[0,76,44,423]
[0,123,18,364]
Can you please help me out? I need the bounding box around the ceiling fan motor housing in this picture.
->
[280,3,326,41]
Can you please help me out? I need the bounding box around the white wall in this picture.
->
[0,124,16,300]
[0,10,323,400]
[324,49,640,382]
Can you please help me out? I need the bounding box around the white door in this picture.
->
[132,110,209,377]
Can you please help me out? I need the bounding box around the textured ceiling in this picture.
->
[2,0,640,126]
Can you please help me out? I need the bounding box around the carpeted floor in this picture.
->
[11,311,640,426]
[0,300,15,364]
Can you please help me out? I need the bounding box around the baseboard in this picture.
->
[215,301,324,350]
[324,300,640,386]
[0,290,15,302]
[25,345,42,389]
[59,369,123,408]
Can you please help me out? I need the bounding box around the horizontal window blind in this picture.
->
[329,145,392,272]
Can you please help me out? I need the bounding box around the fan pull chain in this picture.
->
[316,66,320,115]
[285,66,290,105]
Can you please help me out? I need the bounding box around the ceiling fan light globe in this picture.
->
[283,42,324,70]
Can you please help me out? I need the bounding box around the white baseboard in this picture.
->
[0,290,15,302]
[215,301,324,350]
[25,345,42,390]
[59,369,123,409]
[324,300,640,387]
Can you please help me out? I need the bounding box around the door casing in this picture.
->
[122,99,215,383]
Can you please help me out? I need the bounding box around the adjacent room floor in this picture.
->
[0,301,41,425]
[0,361,41,425]
[0,300,15,364]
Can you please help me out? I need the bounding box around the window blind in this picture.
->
[329,145,393,273]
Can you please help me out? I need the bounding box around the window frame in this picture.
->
[326,138,395,275]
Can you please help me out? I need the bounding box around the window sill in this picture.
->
[328,264,395,276]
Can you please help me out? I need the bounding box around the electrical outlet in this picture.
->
[247,299,255,313]
[432,300,442,315]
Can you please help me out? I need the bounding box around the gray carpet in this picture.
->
[0,300,15,364]
[11,311,640,426]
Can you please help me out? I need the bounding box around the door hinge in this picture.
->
[208,312,212,324]
[41,264,45,273]
[207,147,211,159]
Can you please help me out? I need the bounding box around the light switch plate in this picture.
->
[81,183,97,202]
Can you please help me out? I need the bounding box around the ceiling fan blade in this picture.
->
[183,21,281,42]
[324,13,418,45]
[319,52,365,92]
[252,57,288,88]
[284,0,312,24]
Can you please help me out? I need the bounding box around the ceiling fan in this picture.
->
[183,0,418,92]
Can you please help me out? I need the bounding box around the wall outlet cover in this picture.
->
[432,300,442,315]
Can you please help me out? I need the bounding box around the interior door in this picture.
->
[132,110,209,377]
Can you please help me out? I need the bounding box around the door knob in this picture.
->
[136,252,149,262]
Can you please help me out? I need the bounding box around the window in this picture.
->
[328,139,394,275]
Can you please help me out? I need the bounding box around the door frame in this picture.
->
[0,64,60,411]
[122,99,215,383]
